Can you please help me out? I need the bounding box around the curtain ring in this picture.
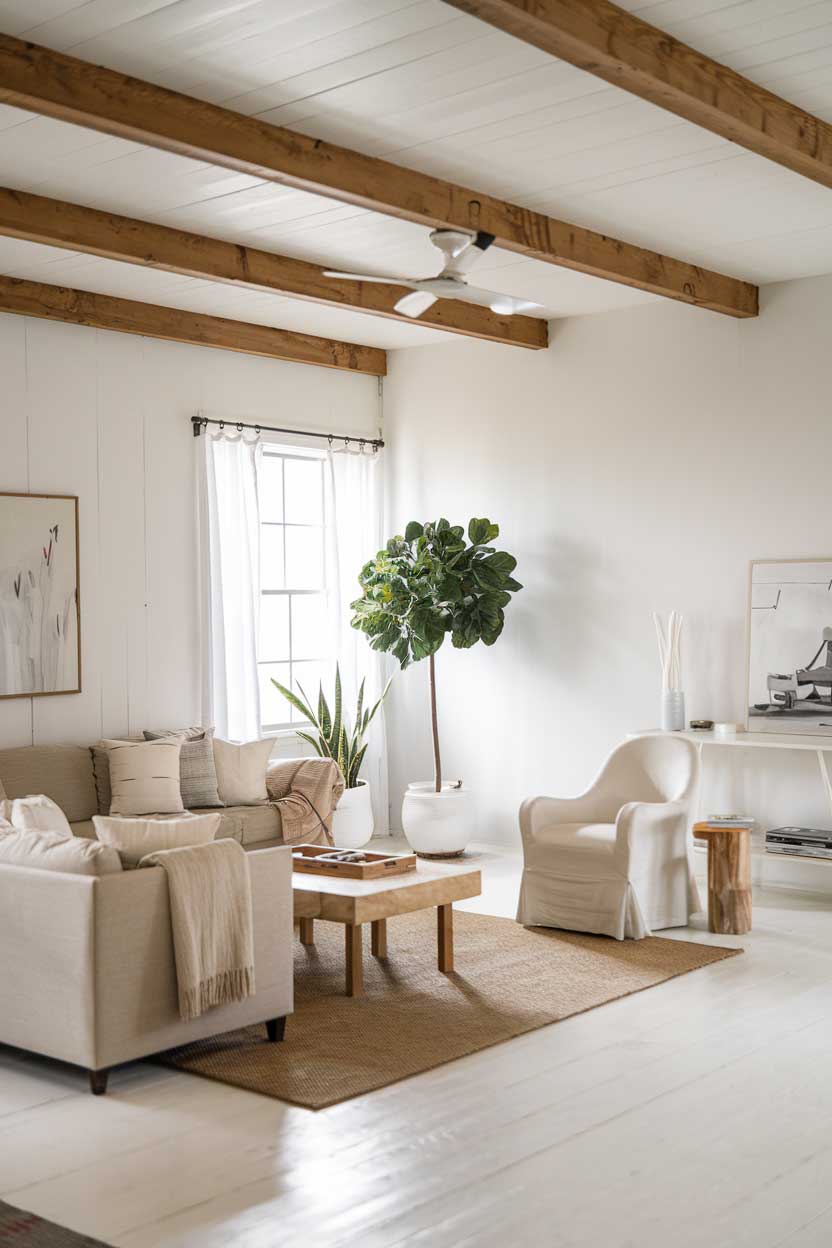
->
[236,423,243,432]
[328,435,333,447]
[219,421,225,430]
[344,437,349,448]
[255,425,261,435]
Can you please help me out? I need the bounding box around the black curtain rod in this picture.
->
[191,414,383,449]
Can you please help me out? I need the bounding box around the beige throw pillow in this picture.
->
[100,739,184,816]
[213,737,273,806]
[142,727,222,809]
[93,812,221,866]
[11,794,73,839]
[0,827,122,876]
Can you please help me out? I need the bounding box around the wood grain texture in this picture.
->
[695,824,752,935]
[0,187,546,350]
[371,918,388,958]
[445,0,832,195]
[292,863,482,925]
[437,903,454,973]
[0,35,757,318]
[345,924,363,997]
[0,274,387,375]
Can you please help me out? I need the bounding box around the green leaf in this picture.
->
[270,678,314,725]
[404,520,424,543]
[295,731,324,757]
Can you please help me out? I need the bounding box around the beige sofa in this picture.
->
[0,744,292,847]
[0,744,296,1094]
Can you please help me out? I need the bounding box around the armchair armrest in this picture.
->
[519,792,620,841]
[615,799,688,859]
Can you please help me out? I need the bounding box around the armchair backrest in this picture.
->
[598,735,699,805]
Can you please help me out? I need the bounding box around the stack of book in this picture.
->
[766,827,832,860]
[702,815,755,829]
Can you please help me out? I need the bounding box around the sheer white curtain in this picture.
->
[197,428,262,742]
[326,445,390,836]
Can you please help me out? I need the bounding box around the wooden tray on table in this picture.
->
[291,844,417,880]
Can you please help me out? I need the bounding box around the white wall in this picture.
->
[0,314,379,750]
[383,273,832,869]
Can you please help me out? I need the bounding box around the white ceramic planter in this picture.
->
[401,782,472,858]
[332,779,374,849]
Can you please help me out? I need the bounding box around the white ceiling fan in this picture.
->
[323,229,544,319]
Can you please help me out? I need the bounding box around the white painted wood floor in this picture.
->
[2,841,832,1248]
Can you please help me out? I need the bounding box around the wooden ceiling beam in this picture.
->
[0,187,547,349]
[444,0,832,193]
[0,274,387,375]
[0,34,757,318]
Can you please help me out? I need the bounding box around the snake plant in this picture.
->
[270,664,391,789]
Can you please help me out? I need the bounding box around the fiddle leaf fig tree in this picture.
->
[350,518,522,792]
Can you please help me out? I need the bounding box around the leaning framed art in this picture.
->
[747,558,832,737]
[0,492,81,699]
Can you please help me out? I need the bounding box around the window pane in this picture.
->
[291,661,330,723]
[259,662,291,727]
[260,525,285,590]
[259,455,283,523]
[259,595,289,662]
[285,525,324,589]
[291,594,328,660]
[284,457,323,525]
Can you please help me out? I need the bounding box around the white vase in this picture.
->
[332,780,374,849]
[661,690,686,731]
[401,782,472,858]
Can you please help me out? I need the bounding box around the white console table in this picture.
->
[632,729,832,819]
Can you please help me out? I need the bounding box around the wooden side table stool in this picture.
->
[693,822,752,935]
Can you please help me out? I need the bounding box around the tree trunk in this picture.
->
[429,652,442,793]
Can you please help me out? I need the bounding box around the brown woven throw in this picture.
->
[159,908,741,1108]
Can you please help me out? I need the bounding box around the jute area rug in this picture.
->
[159,909,740,1110]
[0,1199,112,1246]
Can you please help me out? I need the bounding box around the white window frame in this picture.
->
[258,443,329,736]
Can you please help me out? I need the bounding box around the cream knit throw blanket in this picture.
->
[141,839,255,1021]
[266,757,344,846]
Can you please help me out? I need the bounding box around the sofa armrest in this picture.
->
[0,865,98,1068]
[92,845,294,1069]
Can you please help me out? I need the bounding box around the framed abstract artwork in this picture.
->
[747,558,832,737]
[0,493,80,699]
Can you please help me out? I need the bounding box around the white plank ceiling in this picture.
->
[0,0,832,349]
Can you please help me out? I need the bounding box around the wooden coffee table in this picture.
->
[292,861,482,997]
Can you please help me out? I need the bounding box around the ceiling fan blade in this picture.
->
[323,270,407,285]
[394,290,439,318]
[452,284,545,316]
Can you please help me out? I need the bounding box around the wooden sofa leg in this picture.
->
[89,1068,110,1096]
[266,1017,286,1043]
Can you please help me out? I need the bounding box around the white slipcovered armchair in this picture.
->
[517,735,701,940]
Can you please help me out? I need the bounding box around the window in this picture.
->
[257,446,330,732]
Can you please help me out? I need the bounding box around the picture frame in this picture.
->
[0,492,81,700]
[746,557,832,737]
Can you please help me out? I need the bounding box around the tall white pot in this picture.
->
[331,779,374,849]
[401,782,472,858]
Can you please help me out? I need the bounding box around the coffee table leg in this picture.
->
[371,918,388,958]
[345,924,364,997]
[437,903,454,973]
[299,918,314,946]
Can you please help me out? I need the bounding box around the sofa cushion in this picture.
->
[143,728,222,809]
[0,745,98,823]
[93,812,221,866]
[11,794,73,838]
[213,738,273,806]
[100,739,184,816]
[199,803,281,847]
[0,826,122,875]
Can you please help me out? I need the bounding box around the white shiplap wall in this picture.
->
[0,311,379,750]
